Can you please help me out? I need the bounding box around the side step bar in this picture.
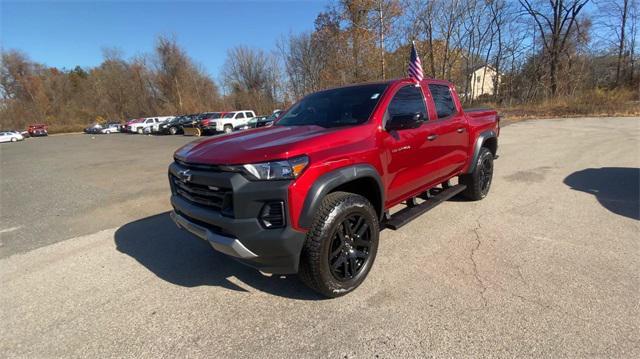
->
[384,184,467,230]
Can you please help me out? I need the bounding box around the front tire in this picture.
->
[11,137,17,142]
[298,192,379,298]
[460,147,494,200]
[169,127,177,135]
[137,128,143,134]
[223,125,233,134]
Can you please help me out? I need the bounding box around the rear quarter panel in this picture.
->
[464,109,500,171]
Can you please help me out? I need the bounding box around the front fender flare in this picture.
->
[298,164,384,228]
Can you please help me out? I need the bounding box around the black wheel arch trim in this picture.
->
[299,164,385,228]
[466,130,498,174]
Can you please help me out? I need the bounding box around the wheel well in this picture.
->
[330,177,383,220]
[482,137,497,156]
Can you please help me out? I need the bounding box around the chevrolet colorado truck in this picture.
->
[169,78,499,297]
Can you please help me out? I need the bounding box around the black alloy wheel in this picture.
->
[479,155,493,196]
[460,147,494,200]
[298,191,380,297]
[328,214,372,281]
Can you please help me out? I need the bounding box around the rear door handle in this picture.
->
[427,134,438,141]
[456,127,465,133]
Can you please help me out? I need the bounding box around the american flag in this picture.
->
[408,41,424,81]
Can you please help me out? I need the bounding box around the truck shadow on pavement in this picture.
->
[114,212,324,300]
[564,167,640,220]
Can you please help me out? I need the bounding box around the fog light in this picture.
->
[260,202,285,228]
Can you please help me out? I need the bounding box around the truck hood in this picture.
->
[175,125,345,164]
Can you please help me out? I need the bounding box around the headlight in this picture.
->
[240,155,309,180]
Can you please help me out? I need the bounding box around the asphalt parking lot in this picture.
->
[1,118,639,357]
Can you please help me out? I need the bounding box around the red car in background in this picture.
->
[28,124,48,137]
[124,118,143,133]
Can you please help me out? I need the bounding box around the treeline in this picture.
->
[0,37,222,132]
[1,0,639,132]
[275,0,639,104]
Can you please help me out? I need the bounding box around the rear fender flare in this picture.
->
[466,130,497,174]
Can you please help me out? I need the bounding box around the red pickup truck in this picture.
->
[27,124,48,137]
[169,78,499,297]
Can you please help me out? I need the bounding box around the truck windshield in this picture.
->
[277,84,388,128]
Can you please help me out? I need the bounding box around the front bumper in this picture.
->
[168,161,307,274]
[170,211,259,259]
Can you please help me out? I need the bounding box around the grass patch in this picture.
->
[479,88,640,122]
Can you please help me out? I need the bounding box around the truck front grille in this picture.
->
[171,174,233,214]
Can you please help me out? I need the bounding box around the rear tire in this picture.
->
[169,127,177,135]
[460,147,494,200]
[298,192,379,298]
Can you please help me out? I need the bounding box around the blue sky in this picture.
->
[1,0,330,78]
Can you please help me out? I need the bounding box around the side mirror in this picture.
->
[386,112,423,131]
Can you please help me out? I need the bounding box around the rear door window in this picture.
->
[236,112,245,119]
[244,112,253,118]
[428,84,457,119]
[387,85,428,120]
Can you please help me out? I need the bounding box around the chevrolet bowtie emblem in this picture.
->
[177,169,192,182]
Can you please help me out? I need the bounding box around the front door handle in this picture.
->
[457,127,465,133]
[427,134,438,141]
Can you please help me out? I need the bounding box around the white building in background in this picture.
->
[468,65,501,100]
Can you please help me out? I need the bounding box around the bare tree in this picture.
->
[616,0,630,84]
[154,36,220,114]
[222,46,281,113]
[519,0,590,95]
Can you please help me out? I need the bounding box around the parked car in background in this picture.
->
[235,110,281,130]
[128,117,164,134]
[258,111,282,127]
[234,116,265,131]
[84,123,103,134]
[171,114,202,135]
[100,123,121,134]
[124,118,143,133]
[28,124,48,137]
[198,112,226,135]
[0,131,24,143]
[158,115,188,135]
[182,112,221,136]
[214,110,256,133]
[179,113,201,129]
[148,117,174,134]
[182,112,222,136]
